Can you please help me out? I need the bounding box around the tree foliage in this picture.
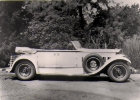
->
[103,4,140,48]
[0,2,25,66]
[22,1,79,49]
[0,0,140,67]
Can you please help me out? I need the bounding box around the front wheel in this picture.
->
[15,61,36,80]
[107,62,131,82]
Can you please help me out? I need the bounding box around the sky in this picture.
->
[0,0,139,4]
[114,0,140,5]
[0,0,139,5]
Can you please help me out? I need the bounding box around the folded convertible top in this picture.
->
[15,47,37,54]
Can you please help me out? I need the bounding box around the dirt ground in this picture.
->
[0,72,140,100]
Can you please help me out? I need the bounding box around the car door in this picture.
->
[37,52,56,67]
[56,51,77,67]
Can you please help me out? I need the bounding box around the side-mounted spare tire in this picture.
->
[83,53,104,73]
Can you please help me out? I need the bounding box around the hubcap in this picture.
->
[87,57,100,71]
[90,60,97,68]
[19,64,31,77]
[113,65,126,78]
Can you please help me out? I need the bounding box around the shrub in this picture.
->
[123,34,140,70]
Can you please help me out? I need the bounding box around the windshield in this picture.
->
[71,41,82,50]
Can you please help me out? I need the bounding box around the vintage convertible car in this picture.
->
[6,41,131,82]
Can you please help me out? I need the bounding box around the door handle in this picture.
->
[54,53,56,56]
[57,53,59,56]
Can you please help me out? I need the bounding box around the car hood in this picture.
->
[78,48,121,53]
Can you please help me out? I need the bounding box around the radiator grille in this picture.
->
[8,55,19,67]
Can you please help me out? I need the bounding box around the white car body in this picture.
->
[7,41,131,76]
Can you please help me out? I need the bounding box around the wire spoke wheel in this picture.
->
[112,65,126,79]
[107,62,131,82]
[19,64,31,77]
[15,61,36,80]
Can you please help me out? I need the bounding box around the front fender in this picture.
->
[105,54,131,64]
[9,54,39,74]
[88,54,131,75]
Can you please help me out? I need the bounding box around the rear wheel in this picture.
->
[107,62,131,82]
[15,61,36,80]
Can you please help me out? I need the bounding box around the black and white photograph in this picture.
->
[0,0,140,100]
